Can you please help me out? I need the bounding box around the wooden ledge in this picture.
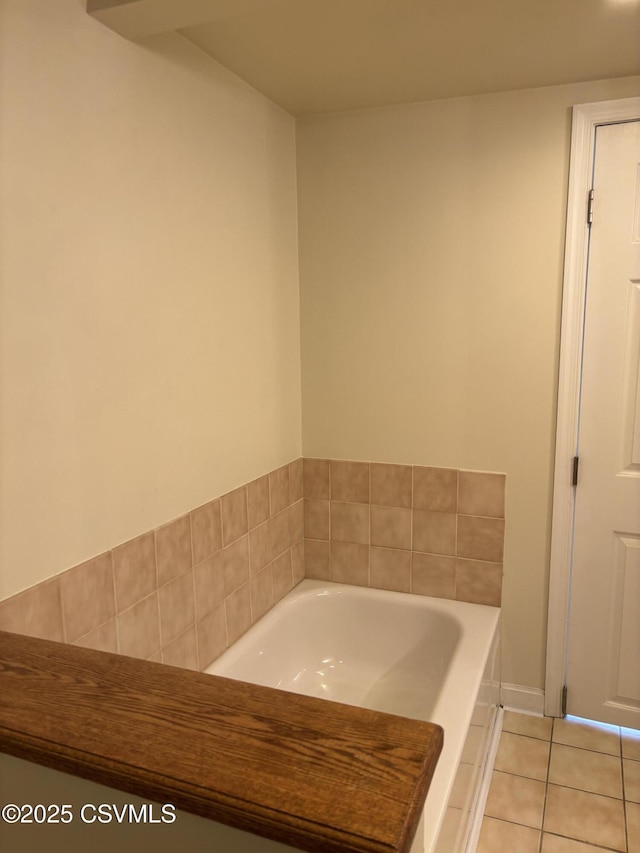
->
[0,631,443,853]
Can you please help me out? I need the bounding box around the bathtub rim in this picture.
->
[207,579,502,853]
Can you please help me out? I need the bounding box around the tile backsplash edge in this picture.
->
[0,458,304,672]
[0,457,505,674]
[302,458,505,608]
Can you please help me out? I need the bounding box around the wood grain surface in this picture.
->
[0,630,443,853]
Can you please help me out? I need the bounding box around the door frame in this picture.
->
[545,96,640,717]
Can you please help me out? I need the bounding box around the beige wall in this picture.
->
[0,0,301,599]
[297,76,640,689]
[3,2,640,694]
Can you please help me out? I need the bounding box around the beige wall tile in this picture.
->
[477,817,540,853]
[413,510,456,555]
[73,618,118,654]
[330,541,369,586]
[223,535,250,596]
[411,553,455,599]
[5,459,511,673]
[330,501,369,544]
[249,521,271,575]
[289,498,304,544]
[155,515,192,586]
[193,551,224,618]
[553,718,621,756]
[272,550,294,601]
[61,552,116,643]
[304,538,330,579]
[226,582,252,645]
[269,507,290,560]
[330,460,370,503]
[289,458,303,504]
[370,547,410,593]
[455,559,502,606]
[549,744,623,799]
[158,570,195,646]
[304,499,330,540]
[162,625,199,671]
[190,499,222,565]
[543,784,626,851]
[303,457,330,500]
[250,564,273,621]
[196,604,227,670]
[485,770,545,829]
[413,466,457,512]
[270,465,290,516]
[221,486,248,546]
[494,732,550,781]
[458,471,506,518]
[370,505,411,550]
[457,515,505,562]
[247,475,270,530]
[0,577,64,642]
[370,463,412,508]
[112,532,156,613]
[117,592,161,660]
[291,539,305,585]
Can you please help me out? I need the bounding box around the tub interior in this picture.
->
[209,584,462,720]
[206,579,501,853]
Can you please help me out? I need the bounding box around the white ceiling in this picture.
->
[90,0,640,115]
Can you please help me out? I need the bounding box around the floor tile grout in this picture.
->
[481,712,637,853]
[537,715,552,852]
[622,740,629,853]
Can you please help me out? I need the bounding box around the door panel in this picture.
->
[567,119,640,727]
[621,280,640,471]
[610,533,640,704]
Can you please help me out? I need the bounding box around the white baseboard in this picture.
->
[500,683,545,716]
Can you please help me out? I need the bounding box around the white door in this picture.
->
[566,119,640,727]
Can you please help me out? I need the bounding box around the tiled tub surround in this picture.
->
[0,457,504,671]
[303,459,505,606]
[0,459,304,671]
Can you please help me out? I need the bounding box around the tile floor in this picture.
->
[477,712,640,853]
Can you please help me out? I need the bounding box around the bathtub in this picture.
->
[206,580,501,853]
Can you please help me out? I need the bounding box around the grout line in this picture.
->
[367,464,371,588]
[409,465,414,594]
[550,740,625,757]
[191,558,201,671]
[537,717,553,853]
[57,576,69,647]
[541,830,625,851]
[621,728,629,853]
[328,461,332,581]
[493,714,634,853]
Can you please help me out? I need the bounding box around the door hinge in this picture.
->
[572,456,579,486]
[587,189,594,225]
[561,684,568,717]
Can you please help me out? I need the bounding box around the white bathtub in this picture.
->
[206,580,501,853]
